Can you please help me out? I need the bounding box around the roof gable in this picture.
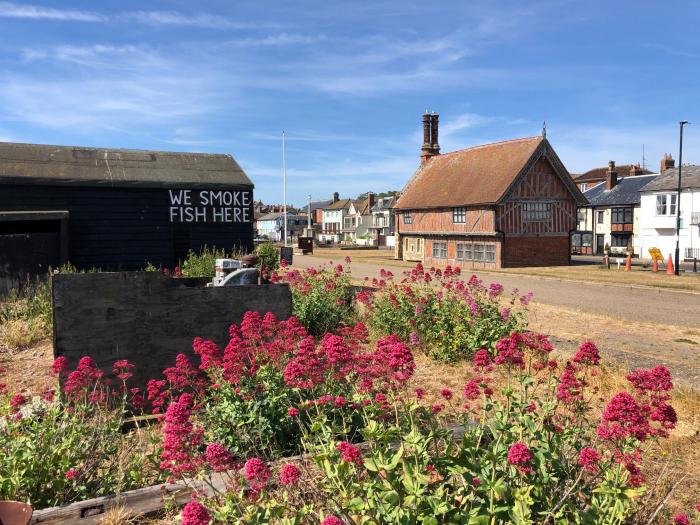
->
[395,136,585,209]
[582,174,657,206]
[640,166,700,192]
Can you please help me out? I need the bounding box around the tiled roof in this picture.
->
[640,166,700,191]
[573,164,653,183]
[395,136,581,209]
[582,175,657,207]
[324,198,353,210]
[0,141,252,188]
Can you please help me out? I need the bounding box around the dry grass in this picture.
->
[0,318,46,351]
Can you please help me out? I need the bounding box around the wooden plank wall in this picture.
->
[398,207,495,234]
[0,185,254,271]
[52,273,291,390]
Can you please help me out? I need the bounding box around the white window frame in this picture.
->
[656,194,677,216]
[452,207,467,223]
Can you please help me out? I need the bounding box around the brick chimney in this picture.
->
[367,191,376,208]
[420,112,440,164]
[605,160,618,190]
[629,163,642,176]
[430,113,440,155]
[660,153,675,174]
[333,192,339,203]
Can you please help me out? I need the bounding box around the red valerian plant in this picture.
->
[361,263,529,363]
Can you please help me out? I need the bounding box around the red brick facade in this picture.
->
[502,235,570,267]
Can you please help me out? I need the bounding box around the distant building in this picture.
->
[573,161,657,256]
[369,195,397,247]
[343,193,375,244]
[320,193,351,244]
[394,113,586,268]
[639,164,700,261]
[572,163,654,192]
[256,211,307,242]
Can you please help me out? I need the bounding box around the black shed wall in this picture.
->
[0,183,254,272]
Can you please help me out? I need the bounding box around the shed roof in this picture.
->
[640,166,700,192]
[582,174,657,207]
[394,136,584,209]
[0,141,252,188]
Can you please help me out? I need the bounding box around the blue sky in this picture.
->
[1,1,699,206]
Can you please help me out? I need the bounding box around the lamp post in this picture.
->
[675,121,689,276]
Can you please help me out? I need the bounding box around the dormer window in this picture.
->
[452,207,467,223]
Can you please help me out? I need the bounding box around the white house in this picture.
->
[344,194,375,245]
[320,197,352,244]
[639,165,700,261]
[369,195,397,247]
[257,211,306,242]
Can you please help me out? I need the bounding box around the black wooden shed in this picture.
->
[0,142,254,293]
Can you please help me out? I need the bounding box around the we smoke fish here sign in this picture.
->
[168,190,251,223]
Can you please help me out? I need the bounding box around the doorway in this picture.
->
[596,235,605,256]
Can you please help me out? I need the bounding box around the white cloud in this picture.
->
[0,2,105,22]
[123,10,271,30]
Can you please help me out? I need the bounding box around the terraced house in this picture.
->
[393,114,586,268]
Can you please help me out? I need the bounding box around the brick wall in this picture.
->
[502,235,570,267]
[420,236,502,269]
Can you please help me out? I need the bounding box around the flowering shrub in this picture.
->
[271,262,356,336]
[161,325,684,524]
[0,357,159,508]
[361,264,528,363]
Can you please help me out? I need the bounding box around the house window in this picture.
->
[611,207,633,224]
[432,241,447,259]
[577,209,585,222]
[597,211,604,224]
[452,207,467,223]
[580,183,588,192]
[656,194,677,216]
[522,202,552,222]
[611,233,631,248]
[473,243,496,262]
[456,242,472,261]
[403,212,412,224]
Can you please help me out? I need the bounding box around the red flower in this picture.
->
[597,392,650,441]
[288,407,300,417]
[431,404,444,413]
[112,359,135,380]
[181,499,211,525]
[51,356,68,375]
[556,363,583,404]
[321,517,343,525]
[463,380,480,400]
[279,463,302,486]
[573,340,600,365]
[472,349,492,371]
[415,388,426,400]
[507,442,533,473]
[440,388,453,401]
[10,393,26,410]
[626,365,673,393]
[65,468,78,480]
[578,447,601,474]
[205,443,233,472]
[336,441,363,465]
[673,515,690,525]
[244,457,271,489]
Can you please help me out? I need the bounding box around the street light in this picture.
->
[675,120,689,276]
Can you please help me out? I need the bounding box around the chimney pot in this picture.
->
[660,153,675,174]
[333,192,339,203]
[367,192,376,208]
[420,112,440,164]
[430,113,440,154]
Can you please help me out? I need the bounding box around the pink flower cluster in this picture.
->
[507,442,533,474]
[160,393,203,479]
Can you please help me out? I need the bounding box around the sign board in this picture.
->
[168,189,251,223]
[648,247,664,262]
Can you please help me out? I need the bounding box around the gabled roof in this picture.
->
[640,166,700,192]
[372,196,396,212]
[257,211,293,222]
[394,136,585,209]
[352,197,373,215]
[573,164,653,183]
[0,141,252,188]
[309,200,332,212]
[582,174,657,207]
[324,198,353,210]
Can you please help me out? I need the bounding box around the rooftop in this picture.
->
[0,141,252,188]
[640,166,700,192]
[395,136,582,209]
[582,174,657,207]
[573,164,653,183]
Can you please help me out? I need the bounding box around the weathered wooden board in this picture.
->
[52,272,291,389]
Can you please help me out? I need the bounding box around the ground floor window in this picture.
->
[456,241,496,262]
[611,233,632,249]
[571,232,593,248]
[432,241,448,259]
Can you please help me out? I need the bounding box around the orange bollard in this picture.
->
[652,258,658,273]
[666,253,674,274]
[624,254,632,271]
